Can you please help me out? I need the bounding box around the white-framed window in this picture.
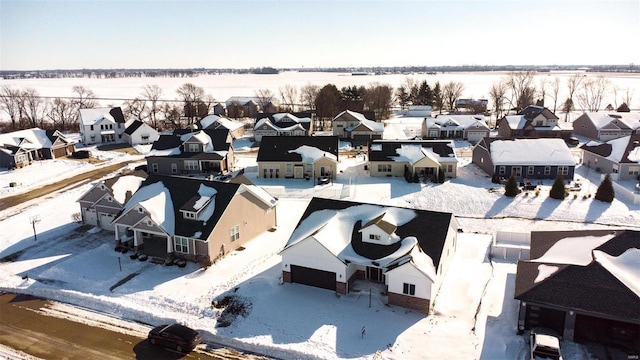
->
[369,234,380,240]
[152,163,158,173]
[403,283,416,296]
[558,166,569,176]
[528,166,534,176]
[512,166,522,177]
[184,211,196,220]
[499,166,506,175]
[629,166,640,176]
[141,135,150,142]
[184,160,199,171]
[378,164,392,173]
[230,225,240,242]
[446,164,453,172]
[612,164,619,174]
[544,166,551,175]
[174,236,189,253]
[187,143,199,152]
[306,164,312,172]
[286,163,292,173]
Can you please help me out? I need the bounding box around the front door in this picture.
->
[294,165,304,179]
[366,266,384,283]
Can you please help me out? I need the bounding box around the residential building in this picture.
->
[253,113,313,142]
[124,120,160,146]
[78,107,127,145]
[422,115,490,142]
[0,128,75,168]
[332,110,383,144]
[497,105,569,139]
[368,139,458,179]
[572,112,640,141]
[198,114,245,139]
[256,136,338,180]
[580,134,640,181]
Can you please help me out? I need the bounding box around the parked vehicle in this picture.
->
[530,328,563,360]
[148,323,201,353]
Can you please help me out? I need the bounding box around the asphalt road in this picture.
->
[0,293,266,359]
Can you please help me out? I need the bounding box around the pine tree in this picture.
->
[504,173,520,197]
[595,173,615,203]
[549,175,566,200]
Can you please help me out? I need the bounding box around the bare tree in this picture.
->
[576,76,610,112]
[159,102,183,130]
[279,84,298,112]
[47,97,76,131]
[141,84,163,128]
[124,97,149,121]
[176,83,205,123]
[299,84,319,111]
[623,88,634,109]
[363,82,394,120]
[0,85,22,130]
[548,77,561,113]
[505,71,536,112]
[254,88,275,112]
[488,81,508,127]
[71,85,99,109]
[20,88,47,128]
[442,81,465,112]
[563,73,584,121]
[537,78,548,106]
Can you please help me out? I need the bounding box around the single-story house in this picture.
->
[572,112,640,142]
[515,229,639,351]
[580,134,640,181]
[76,170,147,231]
[368,139,458,179]
[256,136,338,180]
[124,120,160,146]
[0,128,75,168]
[112,174,278,263]
[79,107,127,145]
[472,138,576,181]
[403,105,432,117]
[497,105,569,139]
[147,129,234,176]
[280,197,459,313]
[423,115,490,142]
[198,114,245,139]
[253,113,313,142]
[332,110,383,144]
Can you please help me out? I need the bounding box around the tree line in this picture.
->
[1,71,635,133]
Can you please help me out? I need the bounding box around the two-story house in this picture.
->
[497,105,569,139]
[332,110,383,145]
[253,112,313,142]
[572,112,640,141]
[79,107,127,145]
[256,136,338,180]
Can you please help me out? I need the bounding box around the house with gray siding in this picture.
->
[572,112,640,141]
[580,134,640,181]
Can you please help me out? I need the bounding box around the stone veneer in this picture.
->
[388,292,430,313]
[282,271,291,283]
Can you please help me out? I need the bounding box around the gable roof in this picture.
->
[0,128,71,150]
[579,112,640,130]
[283,197,455,271]
[515,230,640,322]
[430,115,489,131]
[124,120,144,135]
[198,115,244,132]
[79,107,125,126]
[368,139,457,164]
[483,138,575,166]
[518,105,559,121]
[580,133,640,164]
[256,136,338,162]
[149,129,230,157]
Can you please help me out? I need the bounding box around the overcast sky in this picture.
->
[1,0,639,70]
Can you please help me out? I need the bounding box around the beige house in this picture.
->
[112,174,277,263]
[256,136,339,180]
[368,140,458,180]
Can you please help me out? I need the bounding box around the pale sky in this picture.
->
[1,0,639,70]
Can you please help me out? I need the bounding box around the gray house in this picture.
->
[572,112,640,142]
[580,134,640,181]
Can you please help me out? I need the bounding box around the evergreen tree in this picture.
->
[504,173,519,197]
[433,82,443,113]
[595,173,615,203]
[549,175,566,200]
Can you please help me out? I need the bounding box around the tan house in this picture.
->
[256,136,339,180]
[332,110,383,142]
[112,174,277,263]
[368,139,458,180]
[198,114,245,139]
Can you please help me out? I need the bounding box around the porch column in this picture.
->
[167,235,173,254]
[563,310,576,341]
[114,225,120,241]
[517,301,527,334]
[133,231,140,247]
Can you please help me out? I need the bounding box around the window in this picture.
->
[90,125,94,131]
[184,211,196,220]
[152,163,158,173]
[558,166,569,176]
[629,166,640,176]
[171,163,178,174]
[230,225,240,242]
[187,143,199,152]
[528,166,534,176]
[378,164,392,173]
[612,164,618,174]
[369,234,380,240]
[544,166,551,175]
[286,163,292,173]
[90,135,96,141]
[141,135,150,142]
[499,166,506,175]
[403,283,416,296]
[184,160,199,171]
[174,236,189,253]
[306,164,312,172]
[446,164,453,172]
[512,167,522,177]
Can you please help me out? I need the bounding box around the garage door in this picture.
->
[83,208,97,226]
[290,265,336,291]
[467,131,486,143]
[99,213,115,231]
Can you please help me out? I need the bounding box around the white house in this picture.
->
[78,107,127,145]
[423,115,490,142]
[280,197,459,314]
[124,120,160,146]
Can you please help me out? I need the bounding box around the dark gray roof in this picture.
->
[256,136,338,162]
[580,133,640,163]
[124,120,144,135]
[518,105,559,121]
[110,107,126,123]
[367,139,455,162]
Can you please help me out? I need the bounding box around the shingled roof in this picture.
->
[256,136,338,162]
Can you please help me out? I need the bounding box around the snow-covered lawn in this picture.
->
[1,148,638,359]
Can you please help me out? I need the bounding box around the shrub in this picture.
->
[595,173,615,203]
[71,212,82,222]
[549,175,566,200]
[535,189,540,197]
[504,174,520,197]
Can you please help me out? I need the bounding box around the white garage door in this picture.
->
[83,208,97,226]
[467,131,486,142]
[98,213,115,231]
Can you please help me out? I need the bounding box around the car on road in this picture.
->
[530,328,563,360]
[318,176,330,185]
[148,323,201,353]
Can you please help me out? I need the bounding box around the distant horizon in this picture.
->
[2,0,639,71]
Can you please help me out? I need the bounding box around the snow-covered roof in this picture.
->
[346,118,384,132]
[393,144,440,165]
[200,115,244,131]
[110,175,145,204]
[240,184,278,208]
[0,128,55,149]
[503,115,529,130]
[583,112,640,130]
[531,234,615,266]
[430,115,489,131]
[334,110,369,122]
[273,113,311,123]
[79,107,123,126]
[490,138,575,166]
[593,248,640,298]
[288,145,338,162]
[123,181,175,235]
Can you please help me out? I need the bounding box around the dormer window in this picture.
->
[187,143,199,152]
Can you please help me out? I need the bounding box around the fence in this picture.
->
[490,231,531,261]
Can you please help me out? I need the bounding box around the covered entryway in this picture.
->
[290,265,336,291]
[366,266,384,283]
[83,208,97,226]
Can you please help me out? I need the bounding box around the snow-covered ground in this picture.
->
[0,143,638,359]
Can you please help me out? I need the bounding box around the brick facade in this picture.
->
[282,271,291,283]
[336,281,347,295]
[388,292,430,313]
